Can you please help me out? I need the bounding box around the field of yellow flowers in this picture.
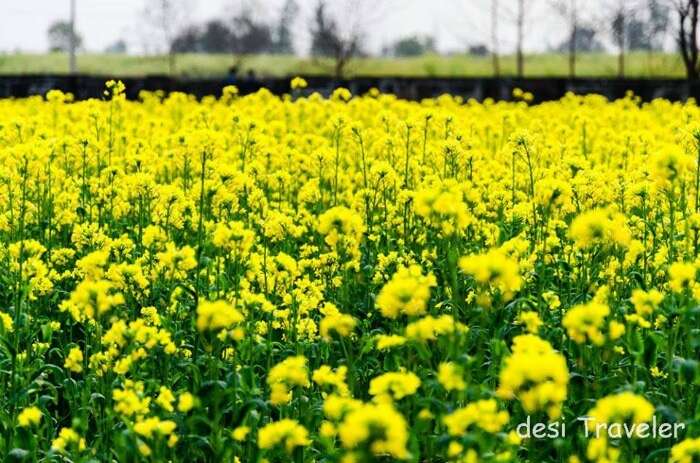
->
[0,80,699,462]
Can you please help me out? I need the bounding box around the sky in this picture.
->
[0,0,666,55]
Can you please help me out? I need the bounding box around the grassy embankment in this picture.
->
[0,51,687,78]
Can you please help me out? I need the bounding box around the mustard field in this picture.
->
[0,80,699,462]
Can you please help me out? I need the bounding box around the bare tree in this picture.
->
[610,0,629,77]
[500,0,536,77]
[675,0,700,79]
[646,0,670,51]
[143,0,189,76]
[491,0,501,77]
[450,1,495,75]
[552,0,579,78]
[308,0,387,79]
[69,0,77,74]
[274,0,299,54]
[309,1,359,79]
[226,2,275,73]
[516,0,525,77]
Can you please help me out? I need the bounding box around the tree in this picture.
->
[626,16,652,49]
[220,2,275,73]
[675,0,700,79]
[552,0,579,78]
[499,0,536,77]
[606,0,670,76]
[516,0,526,77]
[69,0,77,74]
[491,0,500,77]
[202,20,235,53]
[274,0,298,54]
[309,1,361,79]
[646,0,670,50]
[468,44,490,56]
[47,20,82,53]
[309,0,381,79]
[555,26,603,53]
[463,0,499,74]
[231,9,274,55]
[105,40,128,54]
[390,35,436,57]
[143,0,189,75]
[624,7,668,51]
[610,0,629,77]
[170,8,275,65]
[619,0,670,51]
[172,25,204,53]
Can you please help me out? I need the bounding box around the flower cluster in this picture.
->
[497,335,569,419]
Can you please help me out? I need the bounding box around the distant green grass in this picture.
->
[0,52,688,78]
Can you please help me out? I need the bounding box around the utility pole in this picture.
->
[569,0,577,79]
[492,0,500,77]
[69,0,77,74]
[516,0,525,77]
[615,0,625,78]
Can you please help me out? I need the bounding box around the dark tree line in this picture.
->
[165,0,368,78]
[382,36,436,57]
[170,1,297,55]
